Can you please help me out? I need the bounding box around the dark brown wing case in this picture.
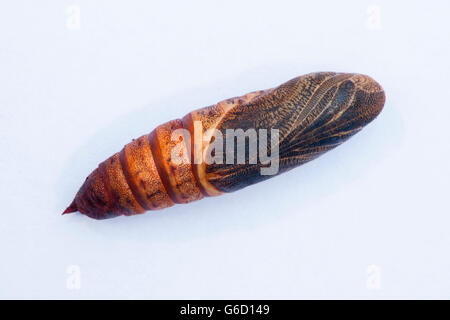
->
[206,72,385,192]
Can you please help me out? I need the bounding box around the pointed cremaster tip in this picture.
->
[62,200,78,215]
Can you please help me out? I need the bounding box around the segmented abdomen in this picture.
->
[71,125,197,219]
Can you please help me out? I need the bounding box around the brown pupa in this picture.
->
[64,72,385,219]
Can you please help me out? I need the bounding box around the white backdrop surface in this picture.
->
[0,0,449,299]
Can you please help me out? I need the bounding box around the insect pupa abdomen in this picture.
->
[64,72,385,219]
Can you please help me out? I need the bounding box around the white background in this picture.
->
[1,0,449,299]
